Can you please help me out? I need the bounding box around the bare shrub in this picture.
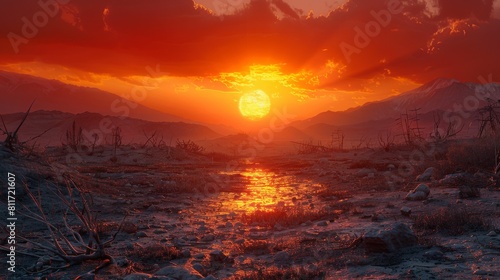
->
[378,130,395,151]
[446,138,496,171]
[0,180,122,274]
[413,206,492,235]
[111,126,122,156]
[176,139,205,154]
[0,100,34,151]
[65,120,84,150]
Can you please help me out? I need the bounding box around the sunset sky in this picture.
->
[1,0,500,128]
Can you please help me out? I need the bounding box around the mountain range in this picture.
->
[2,70,499,149]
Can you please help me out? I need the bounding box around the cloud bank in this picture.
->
[1,0,499,89]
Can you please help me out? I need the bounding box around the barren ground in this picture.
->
[1,143,500,279]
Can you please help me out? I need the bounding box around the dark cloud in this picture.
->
[437,0,494,20]
[0,0,499,88]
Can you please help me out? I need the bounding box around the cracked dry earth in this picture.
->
[1,146,500,279]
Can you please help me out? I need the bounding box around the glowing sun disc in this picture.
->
[238,90,271,120]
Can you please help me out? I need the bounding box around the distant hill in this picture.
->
[0,110,221,147]
[0,70,191,123]
[293,78,500,128]
[292,78,500,143]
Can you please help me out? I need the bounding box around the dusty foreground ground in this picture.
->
[1,144,500,279]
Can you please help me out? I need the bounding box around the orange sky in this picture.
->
[1,0,500,128]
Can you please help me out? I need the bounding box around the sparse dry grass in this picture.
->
[413,206,492,235]
[241,205,333,228]
[231,266,325,280]
[126,243,182,262]
[446,138,497,172]
[232,240,272,255]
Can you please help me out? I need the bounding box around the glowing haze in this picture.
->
[1,0,499,128]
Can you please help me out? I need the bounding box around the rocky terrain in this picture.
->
[1,139,500,279]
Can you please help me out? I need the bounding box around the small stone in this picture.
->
[154,266,203,279]
[424,248,444,260]
[487,231,497,236]
[201,234,215,242]
[194,253,206,259]
[209,250,228,262]
[192,263,205,275]
[416,167,435,182]
[198,226,208,232]
[363,223,417,253]
[233,222,244,228]
[182,249,191,258]
[317,221,329,227]
[405,183,431,201]
[459,185,480,199]
[123,273,152,280]
[186,235,198,242]
[136,231,148,238]
[401,206,412,217]
[274,251,290,264]
[234,239,245,245]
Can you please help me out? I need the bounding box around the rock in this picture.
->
[274,223,284,231]
[316,221,329,227]
[458,185,480,199]
[363,223,418,253]
[154,266,203,280]
[439,173,474,186]
[274,251,290,265]
[356,168,376,177]
[203,276,217,280]
[487,231,497,236]
[423,248,444,260]
[400,206,411,217]
[405,191,427,201]
[209,250,227,262]
[414,183,430,196]
[192,263,205,275]
[233,222,244,228]
[201,234,215,242]
[194,253,206,260]
[123,273,152,280]
[115,256,131,267]
[416,167,435,182]
[136,231,148,238]
[405,184,430,201]
[182,249,191,258]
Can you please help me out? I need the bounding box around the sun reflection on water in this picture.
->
[217,168,317,214]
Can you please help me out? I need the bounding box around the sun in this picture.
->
[238,90,271,120]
